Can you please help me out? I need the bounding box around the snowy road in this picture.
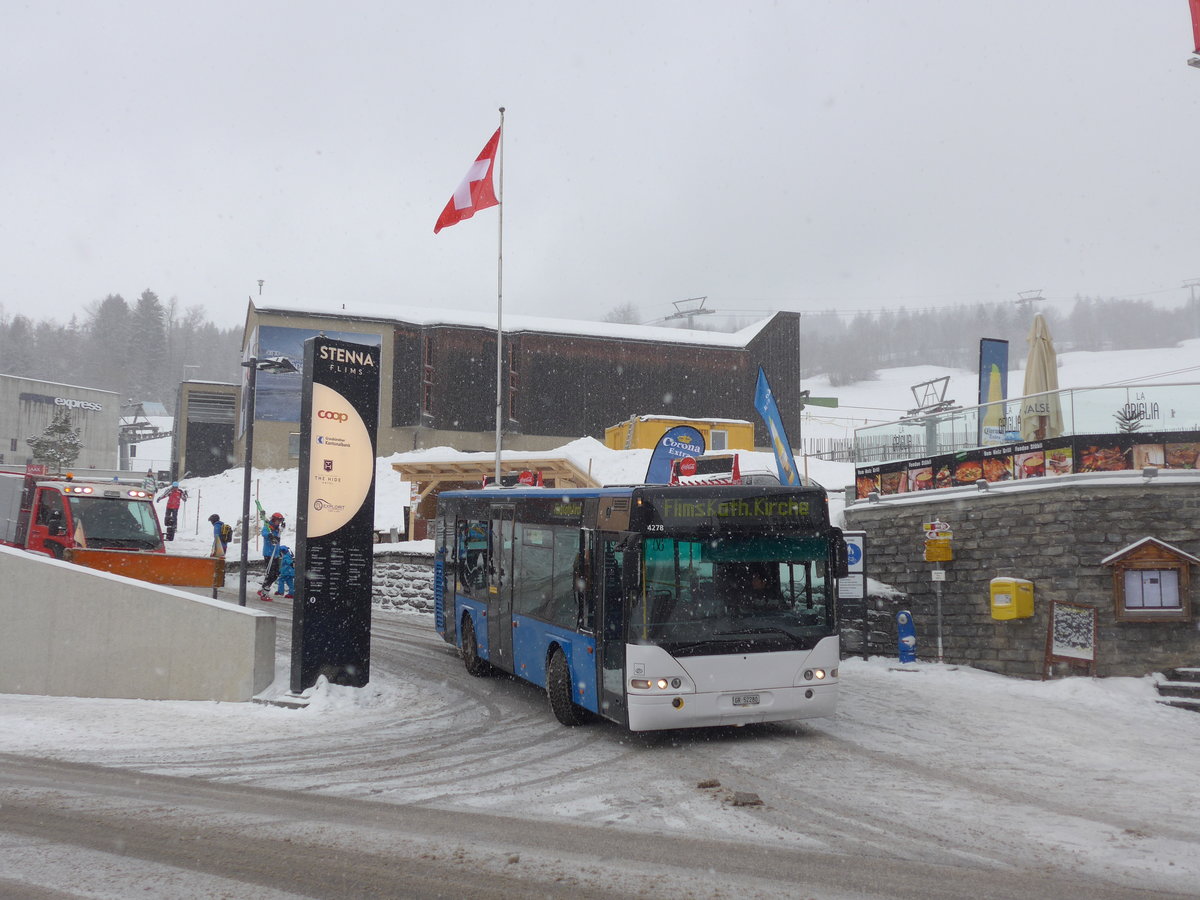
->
[3,599,1200,898]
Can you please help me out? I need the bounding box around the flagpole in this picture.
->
[494,106,505,485]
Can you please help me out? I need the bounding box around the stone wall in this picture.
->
[232,550,436,613]
[372,551,436,612]
[843,477,1200,678]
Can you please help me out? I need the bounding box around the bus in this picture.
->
[433,482,848,731]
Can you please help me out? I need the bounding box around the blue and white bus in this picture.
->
[434,483,848,731]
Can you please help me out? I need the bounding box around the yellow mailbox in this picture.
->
[990,577,1034,620]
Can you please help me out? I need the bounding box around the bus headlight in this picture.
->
[630,676,689,692]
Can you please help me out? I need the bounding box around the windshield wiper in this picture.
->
[715,626,804,647]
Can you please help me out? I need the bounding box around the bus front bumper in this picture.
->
[625,681,838,732]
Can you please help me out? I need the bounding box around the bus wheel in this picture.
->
[547,647,585,726]
[461,616,491,677]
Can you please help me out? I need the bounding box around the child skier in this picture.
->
[258,512,286,600]
[208,513,231,558]
[275,545,295,599]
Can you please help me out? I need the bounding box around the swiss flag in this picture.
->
[434,128,501,234]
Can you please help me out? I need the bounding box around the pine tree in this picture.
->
[0,314,37,376]
[129,289,167,401]
[83,294,131,393]
[27,408,83,471]
[1114,406,1143,433]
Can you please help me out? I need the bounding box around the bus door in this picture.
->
[487,506,516,671]
[597,531,639,724]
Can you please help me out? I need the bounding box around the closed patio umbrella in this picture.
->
[1019,313,1063,441]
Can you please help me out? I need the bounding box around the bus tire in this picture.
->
[547,647,585,726]
[461,615,491,677]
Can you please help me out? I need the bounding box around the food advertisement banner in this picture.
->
[855,431,1200,499]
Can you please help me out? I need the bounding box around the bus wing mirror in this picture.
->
[832,532,849,579]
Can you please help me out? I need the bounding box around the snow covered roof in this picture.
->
[620,414,753,425]
[252,300,778,348]
[1099,537,1200,566]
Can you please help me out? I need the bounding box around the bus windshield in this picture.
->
[67,496,162,550]
[631,534,834,656]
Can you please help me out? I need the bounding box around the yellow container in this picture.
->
[990,577,1034,620]
[603,416,755,451]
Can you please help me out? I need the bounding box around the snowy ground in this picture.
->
[4,608,1200,896]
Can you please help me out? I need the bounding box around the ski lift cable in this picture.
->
[1101,363,1200,386]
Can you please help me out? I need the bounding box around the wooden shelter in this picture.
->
[392,455,600,539]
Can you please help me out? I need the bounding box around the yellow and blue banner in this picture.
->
[977,338,1010,446]
[754,367,800,486]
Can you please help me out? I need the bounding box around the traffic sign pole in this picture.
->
[923,521,950,663]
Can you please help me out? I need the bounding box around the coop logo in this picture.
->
[317,409,349,422]
[55,397,103,411]
[313,498,346,513]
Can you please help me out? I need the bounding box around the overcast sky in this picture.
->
[4,2,1199,331]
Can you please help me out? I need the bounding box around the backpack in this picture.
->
[220,523,233,544]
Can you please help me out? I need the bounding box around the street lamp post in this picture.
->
[238,355,298,607]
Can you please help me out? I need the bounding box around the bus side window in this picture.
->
[457,519,489,594]
[577,531,595,633]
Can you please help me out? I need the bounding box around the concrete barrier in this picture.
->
[1,544,275,701]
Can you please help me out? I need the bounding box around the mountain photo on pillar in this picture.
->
[753,367,800,486]
[434,127,500,233]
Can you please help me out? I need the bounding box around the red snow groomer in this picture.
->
[0,464,223,588]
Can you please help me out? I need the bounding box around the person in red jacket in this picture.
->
[156,481,188,541]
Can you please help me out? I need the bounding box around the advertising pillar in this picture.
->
[291,336,379,692]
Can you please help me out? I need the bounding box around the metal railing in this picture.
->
[850,382,1200,465]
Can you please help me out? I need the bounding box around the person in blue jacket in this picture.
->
[276,545,295,599]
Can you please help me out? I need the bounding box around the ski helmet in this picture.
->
[171,481,179,487]
[208,514,220,523]
[271,512,284,521]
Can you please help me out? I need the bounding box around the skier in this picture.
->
[156,481,188,541]
[208,513,231,558]
[258,512,286,600]
[275,545,295,598]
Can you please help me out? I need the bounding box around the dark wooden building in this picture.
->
[236,302,802,468]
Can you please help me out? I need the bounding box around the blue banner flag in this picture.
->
[644,425,706,484]
[754,367,800,486]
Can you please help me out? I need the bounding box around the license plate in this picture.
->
[731,693,760,707]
